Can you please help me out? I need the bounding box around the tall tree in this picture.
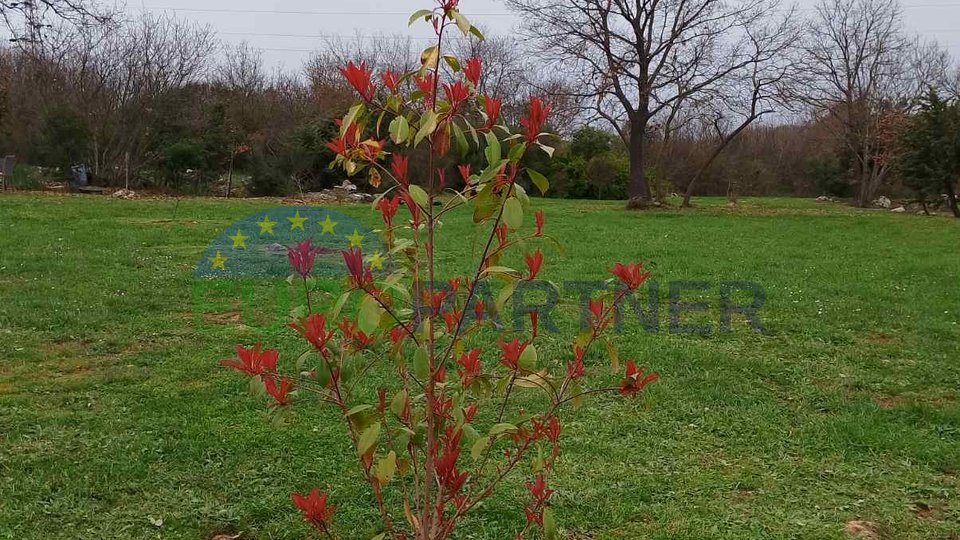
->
[506,0,787,208]
[798,0,950,207]
[897,91,960,217]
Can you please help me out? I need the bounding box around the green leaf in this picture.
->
[538,142,555,157]
[481,266,518,278]
[389,116,410,144]
[408,184,429,208]
[452,121,469,157]
[420,45,439,71]
[543,507,558,540]
[376,451,397,484]
[413,346,429,380]
[570,381,584,409]
[477,159,509,184]
[508,142,526,163]
[451,10,472,35]
[484,131,501,167]
[346,404,373,417]
[503,197,523,230]
[527,169,550,195]
[408,9,433,26]
[415,110,438,146]
[341,103,365,136]
[359,295,384,334]
[357,422,381,457]
[329,290,352,321]
[604,339,620,374]
[469,25,485,41]
[495,280,517,312]
[391,390,407,418]
[473,187,498,223]
[471,436,490,460]
[518,344,537,371]
[489,423,518,436]
[443,55,461,72]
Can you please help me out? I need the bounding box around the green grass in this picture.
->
[1,193,958,539]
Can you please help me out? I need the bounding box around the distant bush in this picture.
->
[808,155,851,197]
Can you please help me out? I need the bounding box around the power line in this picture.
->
[139,2,960,16]
[140,6,516,16]
[220,31,437,41]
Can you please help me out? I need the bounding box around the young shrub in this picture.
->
[219,2,658,538]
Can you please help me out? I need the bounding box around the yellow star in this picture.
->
[288,210,308,231]
[209,251,228,271]
[319,215,338,234]
[346,228,365,248]
[257,215,276,235]
[367,251,385,270]
[228,229,250,249]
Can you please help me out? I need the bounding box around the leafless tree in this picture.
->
[1,0,114,45]
[797,0,950,207]
[679,9,800,206]
[507,0,789,207]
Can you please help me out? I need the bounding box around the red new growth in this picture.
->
[220,344,278,377]
[535,209,545,237]
[291,489,337,531]
[619,360,659,396]
[464,57,481,86]
[380,69,401,93]
[289,313,334,357]
[482,95,502,131]
[525,249,543,281]
[457,348,482,387]
[610,262,651,290]
[340,61,376,102]
[264,375,293,406]
[566,345,585,379]
[342,248,373,288]
[287,239,325,278]
[377,195,401,228]
[443,81,470,111]
[457,163,471,183]
[520,96,551,142]
[498,338,529,370]
[390,154,409,186]
[415,73,436,105]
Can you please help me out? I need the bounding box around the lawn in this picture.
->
[1,193,958,540]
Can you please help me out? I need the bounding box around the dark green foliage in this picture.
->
[35,107,90,174]
[549,127,629,199]
[808,154,852,197]
[897,91,960,216]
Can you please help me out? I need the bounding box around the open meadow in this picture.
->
[1,194,959,539]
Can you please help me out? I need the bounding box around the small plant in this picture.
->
[219,2,657,538]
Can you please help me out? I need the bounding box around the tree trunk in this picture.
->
[626,117,652,208]
[944,180,960,218]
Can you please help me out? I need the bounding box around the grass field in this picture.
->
[1,193,959,540]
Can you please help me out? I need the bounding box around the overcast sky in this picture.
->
[126,0,960,71]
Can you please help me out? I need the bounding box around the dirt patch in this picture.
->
[202,310,243,325]
[845,520,881,539]
[865,332,893,344]
[910,501,944,520]
[0,382,13,394]
[874,395,905,409]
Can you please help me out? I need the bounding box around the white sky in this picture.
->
[125,0,960,71]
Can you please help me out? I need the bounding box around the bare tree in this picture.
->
[507,0,787,208]
[798,0,950,207]
[679,9,800,206]
[1,0,113,45]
